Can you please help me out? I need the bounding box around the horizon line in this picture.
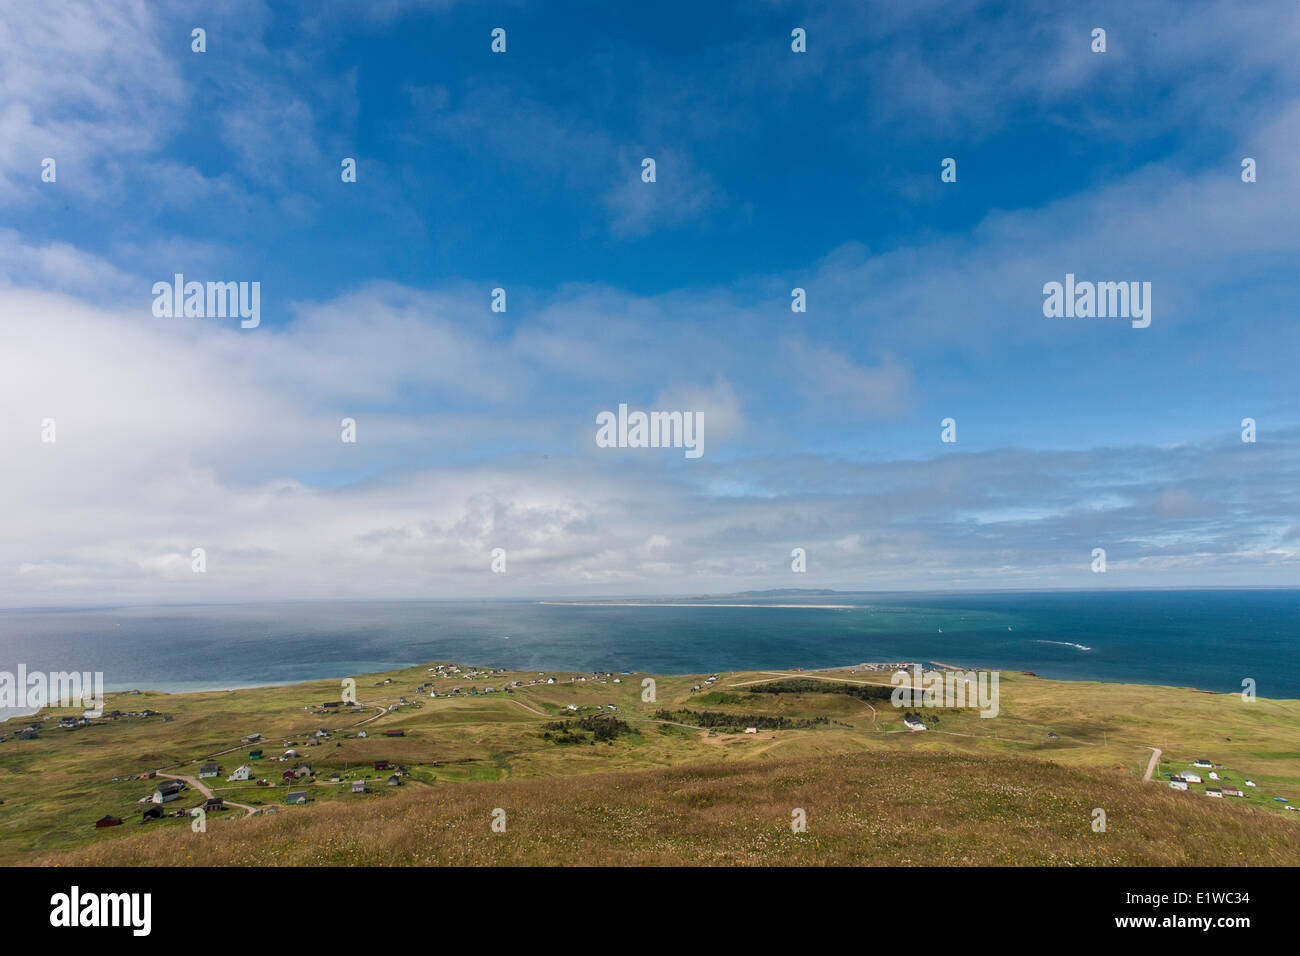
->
[1,584,1296,613]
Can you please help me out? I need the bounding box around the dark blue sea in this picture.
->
[0,590,1296,701]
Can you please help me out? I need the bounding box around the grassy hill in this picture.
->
[28,751,1300,866]
[4,661,1299,865]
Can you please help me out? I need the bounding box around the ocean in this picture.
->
[0,590,1296,705]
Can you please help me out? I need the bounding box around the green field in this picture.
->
[3,662,1298,865]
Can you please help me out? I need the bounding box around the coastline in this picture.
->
[2,657,1281,714]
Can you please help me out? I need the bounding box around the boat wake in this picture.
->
[1034,639,1092,652]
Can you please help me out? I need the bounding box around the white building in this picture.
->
[227,765,252,781]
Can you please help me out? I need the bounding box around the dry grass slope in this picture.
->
[33,750,1300,867]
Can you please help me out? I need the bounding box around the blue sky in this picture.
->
[0,0,1297,601]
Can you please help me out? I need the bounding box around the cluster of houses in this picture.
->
[279,763,409,803]
[102,708,160,720]
[850,662,918,674]
[1165,759,1288,804]
[420,665,633,701]
[7,706,169,744]
[432,684,504,699]
[88,778,226,828]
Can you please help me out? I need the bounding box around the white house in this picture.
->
[1169,780,1189,791]
[152,781,184,804]
[903,716,927,731]
[357,730,367,738]
[1206,788,1223,798]
[1182,773,1202,784]
[227,765,252,781]
[1208,771,1219,780]
[1193,760,1212,769]
[744,727,758,734]
[1245,780,1256,787]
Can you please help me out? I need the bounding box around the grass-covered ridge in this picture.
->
[3,661,1299,865]
[29,751,1300,867]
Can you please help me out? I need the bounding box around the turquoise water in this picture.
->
[0,589,1295,699]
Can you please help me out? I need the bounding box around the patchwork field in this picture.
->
[3,662,1298,865]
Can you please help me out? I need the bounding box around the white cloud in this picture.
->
[0,0,182,203]
[1,275,1294,604]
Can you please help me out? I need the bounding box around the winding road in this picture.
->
[155,772,259,817]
